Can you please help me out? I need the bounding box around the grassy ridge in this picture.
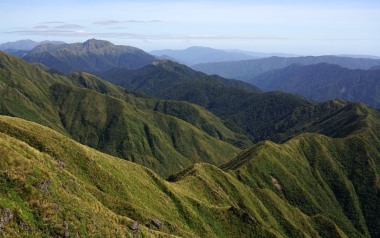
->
[1,101,379,237]
[0,51,241,177]
[222,103,380,237]
[50,82,239,177]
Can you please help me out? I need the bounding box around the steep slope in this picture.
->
[23,39,156,74]
[0,116,259,237]
[97,59,261,99]
[251,63,380,108]
[222,103,380,237]
[98,59,356,144]
[0,51,240,177]
[150,46,256,65]
[68,72,251,147]
[1,102,378,237]
[192,56,380,82]
[50,83,239,177]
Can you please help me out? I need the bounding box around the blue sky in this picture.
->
[1,0,379,55]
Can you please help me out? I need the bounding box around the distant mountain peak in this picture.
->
[22,39,156,73]
[82,38,112,49]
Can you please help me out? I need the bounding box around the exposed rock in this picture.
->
[54,204,62,211]
[131,221,140,230]
[130,221,140,238]
[271,175,282,191]
[63,221,69,238]
[38,179,52,195]
[19,221,29,231]
[151,219,162,229]
[0,208,14,229]
[51,157,66,169]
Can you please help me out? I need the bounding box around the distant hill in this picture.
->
[337,54,380,59]
[150,46,256,65]
[97,59,261,96]
[251,63,380,108]
[23,39,156,74]
[371,65,380,70]
[0,39,64,51]
[192,55,380,82]
[98,60,357,144]
[225,49,300,58]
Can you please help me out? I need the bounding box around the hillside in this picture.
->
[1,101,379,237]
[192,56,380,82]
[22,39,156,74]
[98,59,357,144]
[0,51,242,177]
[250,63,380,108]
[97,59,261,97]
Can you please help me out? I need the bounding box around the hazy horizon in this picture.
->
[1,0,379,56]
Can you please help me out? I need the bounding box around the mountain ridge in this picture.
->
[22,39,156,74]
[250,63,380,108]
[192,55,380,82]
[0,51,240,177]
[1,100,379,237]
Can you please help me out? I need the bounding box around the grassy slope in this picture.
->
[50,82,238,177]
[98,60,333,144]
[70,72,252,147]
[1,102,379,237]
[0,51,240,177]
[221,103,380,237]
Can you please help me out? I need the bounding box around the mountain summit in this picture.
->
[23,39,156,74]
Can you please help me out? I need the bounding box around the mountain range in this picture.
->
[22,39,156,74]
[192,55,380,82]
[150,46,257,65]
[98,59,364,144]
[0,39,65,51]
[0,51,242,177]
[250,63,380,108]
[1,39,380,237]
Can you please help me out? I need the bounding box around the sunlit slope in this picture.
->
[50,83,239,177]
[222,103,380,237]
[1,108,379,237]
[0,51,240,177]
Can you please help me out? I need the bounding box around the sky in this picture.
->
[1,0,379,55]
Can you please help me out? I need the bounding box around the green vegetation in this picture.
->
[0,101,379,237]
[1,50,380,237]
[0,51,241,177]
[98,59,359,144]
